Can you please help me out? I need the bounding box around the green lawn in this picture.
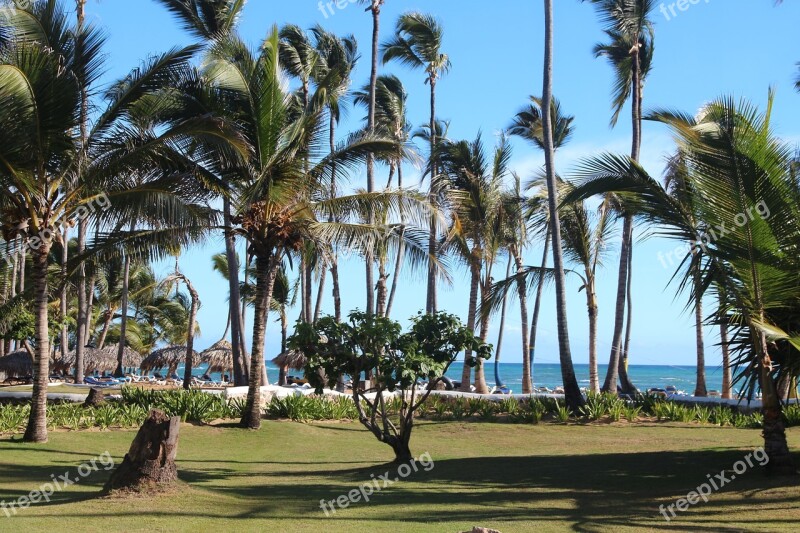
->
[1,421,798,532]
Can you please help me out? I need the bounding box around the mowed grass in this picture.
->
[0,421,799,532]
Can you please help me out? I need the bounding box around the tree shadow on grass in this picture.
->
[4,444,799,531]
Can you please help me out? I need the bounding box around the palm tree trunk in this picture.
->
[181,274,200,390]
[494,257,512,389]
[542,0,584,412]
[330,258,342,323]
[314,269,326,323]
[720,320,732,399]
[426,78,438,314]
[74,0,88,386]
[603,214,632,393]
[386,166,405,318]
[459,252,481,392]
[60,227,69,359]
[224,196,248,386]
[114,254,131,378]
[304,255,313,323]
[23,245,51,443]
[365,2,381,317]
[587,278,600,395]
[474,262,494,395]
[693,266,707,397]
[512,248,532,395]
[529,224,551,388]
[97,306,114,350]
[618,232,637,393]
[278,311,288,386]
[759,344,795,474]
[241,253,281,430]
[376,256,389,317]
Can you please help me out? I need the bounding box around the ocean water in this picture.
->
[179,361,723,394]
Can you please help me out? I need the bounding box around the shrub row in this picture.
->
[3,391,798,434]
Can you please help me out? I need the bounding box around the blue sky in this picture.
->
[82,0,800,367]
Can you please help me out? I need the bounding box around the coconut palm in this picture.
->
[357,0,386,316]
[0,0,240,441]
[439,134,513,394]
[354,75,414,317]
[540,0,585,411]
[582,0,656,395]
[382,12,451,314]
[204,29,435,429]
[566,93,798,472]
[310,26,359,323]
[507,96,575,392]
[558,184,613,395]
[156,0,251,386]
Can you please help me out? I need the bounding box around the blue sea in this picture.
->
[180,361,724,394]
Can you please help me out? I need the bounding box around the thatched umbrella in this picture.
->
[103,343,143,369]
[272,350,307,370]
[0,350,33,379]
[200,340,233,374]
[272,350,307,387]
[140,345,198,375]
[77,347,120,374]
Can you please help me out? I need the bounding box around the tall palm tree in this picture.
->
[439,134,513,394]
[559,184,613,395]
[663,153,708,396]
[310,26,359,323]
[354,75,414,317]
[583,0,656,395]
[567,94,798,473]
[382,12,451,314]
[541,0,585,411]
[155,0,250,386]
[507,96,574,392]
[358,0,385,317]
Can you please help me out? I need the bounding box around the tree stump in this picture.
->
[104,409,181,493]
[83,387,106,408]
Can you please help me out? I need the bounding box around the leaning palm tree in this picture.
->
[566,93,798,473]
[382,12,451,314]
[541,0,585,412]
[507,95,574,391]
[583,0,656,395]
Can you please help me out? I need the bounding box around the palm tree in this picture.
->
[279,25,319,325]
[0,1,240,441]
[161,264,200,390]
[567,94,798,473]
[271,266,296,386]
[559,184,613,395]
[358,0,385,316]
[310,26,359,323]
[382,12,451,314]
[155,0,250,386]
[541,0,585,412]
[582,0,656,395]
[439,134,513,394]
[507,96,574,391]
[663,153,708,396]
[205,29,434,429]
[354,75,414,317]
